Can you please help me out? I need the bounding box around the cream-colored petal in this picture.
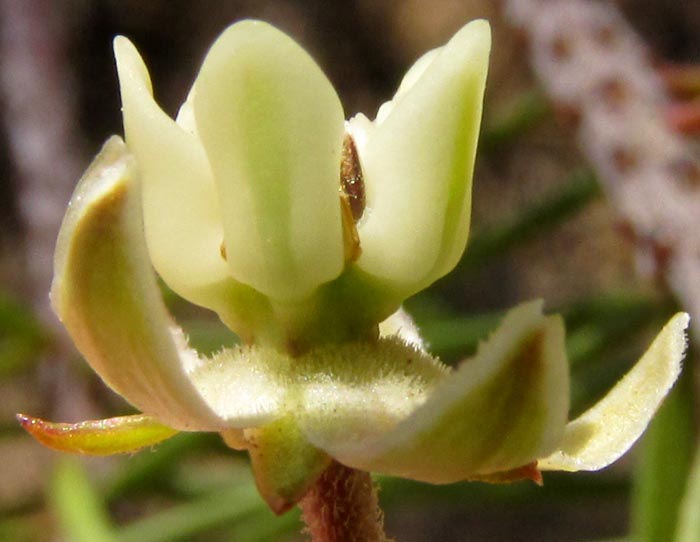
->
[51,138,273,431]
[194,20,345,302]
[539,312,689,471]
[113,37,232,305]
[374,47,442,125]
[303,301,569,483]
[355,20,490,297]
[175,86,198,135]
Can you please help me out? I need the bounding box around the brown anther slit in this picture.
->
[340,134,365,222]
[220,241,228,261]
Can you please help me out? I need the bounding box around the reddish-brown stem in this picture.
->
[299,461,386,542]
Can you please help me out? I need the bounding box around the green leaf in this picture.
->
[116,483,263,542]
[105,432,215,500]
[631,369,696,542]
[480,89,550,151]
[0,517,39,542]
[50,458,117,542]
[228,507,300,542]
[0,292,47,376]
[676,436,700,542]
[452,168,600,275]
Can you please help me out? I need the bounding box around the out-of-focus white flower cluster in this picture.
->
[506,0,700,343]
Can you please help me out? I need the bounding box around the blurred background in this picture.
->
[1,1,699,541]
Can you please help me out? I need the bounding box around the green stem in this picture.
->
[631,369,696,542]
[299,462,386,542]
[51,458,118,542]
[116,484,261,542]
[676,436,700,542]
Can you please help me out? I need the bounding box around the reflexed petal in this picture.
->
[539,312,688,471]
[353,20,490,297]
[17,413,178,455]
[303,301,569,483]
[194,20,345,302]
[50,137,269,430]
[113,36,233,306]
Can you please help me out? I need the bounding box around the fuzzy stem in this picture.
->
[299,461,386,542]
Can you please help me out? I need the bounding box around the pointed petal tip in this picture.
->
[112,35,137,70]
[112,35,129,52]
[468,18,492,38]
[113,33,153,99]
[16,412,32,427]
[448,18,492,63]
[18,413,179,456]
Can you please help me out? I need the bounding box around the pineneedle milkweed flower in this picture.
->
[19,19,688,519]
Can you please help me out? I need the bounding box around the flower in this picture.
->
[19,19,688,515]
[111,19,491,349]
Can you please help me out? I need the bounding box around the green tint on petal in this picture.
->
[297,338,448,450]
[193,337,446,433]
[189,345,289,428]
[539,312,688,472]
[51,137,238,431]
[245,418,331,514]
[304,301,569,483]
[17,413,178,455]
[353,20,490,297]
[113,37,234,309]
[194,20,345,302]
